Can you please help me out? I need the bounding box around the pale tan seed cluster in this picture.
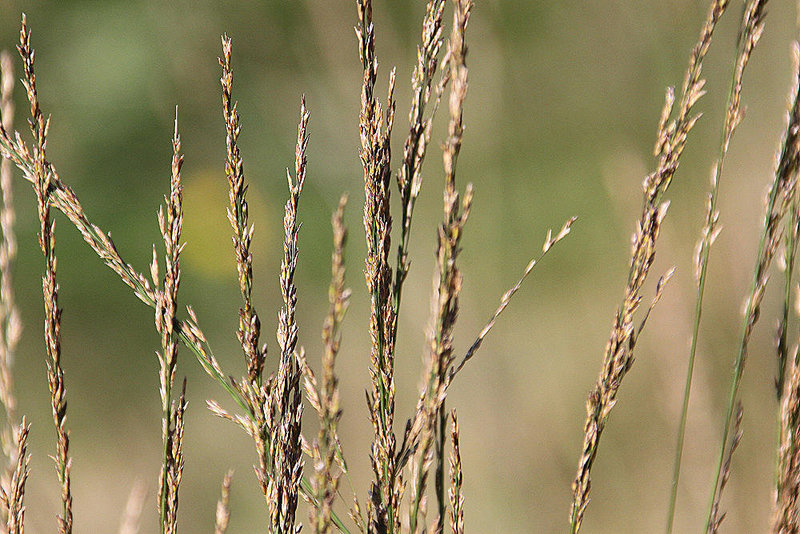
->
[409,2,473,530]
[356,1,401,529]
[17,15,73,534]
[221,35,265,387]
[265,98,308,534]
[151,115,186,534]
[2,420,27,534]
[0,5,585,532]
[772,41,800,534]
[303,194,350,534]
[570,1,730,531]
[667,2,768,529]
[448,411,463,534]
[393,0,446,326]
[217,35,273,511]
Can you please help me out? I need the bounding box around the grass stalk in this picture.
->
[303,193,350,534]
[666,1,766,530]
[3,419,28,534]
[569,2,729,531]
[0,24,352,532]
[17,16,73,533]
[448,410,463,534]
[392,0,446,337]
[153,112,186,534]
[701,6,800,530]
[265,97,308,533]
[355,0,401,529]
[432,1,472,527]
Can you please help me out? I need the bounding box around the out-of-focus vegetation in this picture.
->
[0,0,797,531]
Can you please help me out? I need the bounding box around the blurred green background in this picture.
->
[0,0,796,531]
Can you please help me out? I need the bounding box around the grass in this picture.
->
[1,0,800,532]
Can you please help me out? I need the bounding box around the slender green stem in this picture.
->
[665,38,743,534]
[778,197,798,400]
[704,167,783,532]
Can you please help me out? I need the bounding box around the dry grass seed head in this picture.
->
[570,1,730,531]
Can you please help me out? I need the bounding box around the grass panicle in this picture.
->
[265,97,308,534]
[779,175,800,403]
[4,4,786,532]
[778,43,800,407]
[776,336,800,533]
[393,0,447,333]
[215,470,233,534]
[164,382,186,533]
[569,1,730,531]
[218,34,274,511]
[152,112,186,534]
[0,49,18,441]
[448,410,463,534]
[771,42,800,534]
[356,0,401,530]
[402,2,473,530]
[303,194,351,534]
[18,15,73,534]
[703,4,800,529]
[708,403,743,534]
[2,419,27,534]
[430,0,472,528]
[666,1,767,530]
[220,34,265,388]
[449,217,576,382]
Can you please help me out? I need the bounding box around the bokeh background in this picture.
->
[0,0,796,531]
